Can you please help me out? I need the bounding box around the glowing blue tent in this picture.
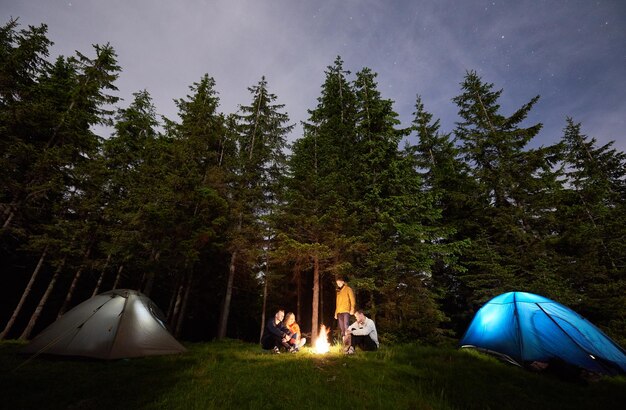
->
[459,292,626,375]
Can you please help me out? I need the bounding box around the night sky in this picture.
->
[3,0,625,151]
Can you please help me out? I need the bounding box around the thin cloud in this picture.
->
[2,0,623,151]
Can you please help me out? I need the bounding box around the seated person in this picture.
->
[261,309,293,353]
[283,312,306,351]
[344,309,379,354]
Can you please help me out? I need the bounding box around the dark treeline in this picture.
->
[2,20,625,345]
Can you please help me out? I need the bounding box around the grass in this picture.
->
[1,339,625,409]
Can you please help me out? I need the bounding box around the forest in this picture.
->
[1,20,625,347]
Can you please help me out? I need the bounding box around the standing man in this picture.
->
[261,309,294,353]
[344,309,379,354]
[334,275,355,344]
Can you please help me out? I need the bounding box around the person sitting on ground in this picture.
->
[344,309,379,354]
[261,309,294,353]
[283,312,307,351]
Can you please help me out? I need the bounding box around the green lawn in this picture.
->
[1,340,624,409]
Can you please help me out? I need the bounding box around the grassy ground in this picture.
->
[1,339,625,409]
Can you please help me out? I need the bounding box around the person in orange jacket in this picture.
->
[261,309,293,353]
[334,275,356,344]
[284,312,306,351]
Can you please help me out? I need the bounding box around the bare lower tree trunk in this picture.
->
[370,292,377,322]
[295,262,302,322]
[2,200,17,228]
[139,271,147,289]
[169,269,186,326]
[2,202,12,219]
[167,273,184,323]
[2,210,15,230]
[112,264,124,289]
[57,265,85,319]
[91,254,111,297]
[0,248,48,339]
[311,252,320,342]
[320,273,324,324]
[174,271,193,338]
[217,250,237,339]
[142,249,160,297]
[169,283,184,327]
[20,258,65,340]
[259,271,269,344]
[57,247,92,318]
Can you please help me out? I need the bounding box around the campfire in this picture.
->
[314,324,330,354]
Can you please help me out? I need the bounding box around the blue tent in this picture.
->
[459,292,626,375]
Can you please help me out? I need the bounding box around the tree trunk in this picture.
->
[370,292,376,322]
[259,270,269,344]
[91,254,111,297]
[217,250,237,339]
[57,265,85,319]
[174,270,193,338]
[112,264,124,289]
[57,246,92,318]
[142,249,160,297]
[1,202,12,219]
[2,210,15,230]
[311,252,320,342]
[320,272,325,324]
[170,283,184,328]
[20,258,65,340]
[295,262,302,323]
[0,247,48,339]
[167,273,184,323]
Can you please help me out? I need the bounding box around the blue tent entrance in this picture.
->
[459,292,626,375]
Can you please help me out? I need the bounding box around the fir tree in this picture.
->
[452,71,564,308]
[277,57,357,341]
[556,118,626,342]
[410,95,471,334]
[350,69,455,339]
[218,77,291,339]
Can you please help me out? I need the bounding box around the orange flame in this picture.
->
[314,324,330,354]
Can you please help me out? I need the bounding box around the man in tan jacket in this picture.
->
[334,275,356,345]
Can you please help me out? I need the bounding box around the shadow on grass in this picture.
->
[0,340,194,410]
[386,344,626,410]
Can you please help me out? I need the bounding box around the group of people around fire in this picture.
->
[261,275,379,354]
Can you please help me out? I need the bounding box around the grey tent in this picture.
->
[22,289,186,359]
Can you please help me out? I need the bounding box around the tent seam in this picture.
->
[513,292,524,362]
[107,291,130,359]
[534,302,614,374]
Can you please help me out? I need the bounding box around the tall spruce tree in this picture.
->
[277,57,357,341]
[410,95,472,334]
[1,20,52,212]
[1,20,54,339]
[1,34,120,338]
[100,90,161,292]
[350,69,455,339]
[452,71,564,310]
[217,77,291,339]
[556,118,626,342]
[163,74,230,335]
